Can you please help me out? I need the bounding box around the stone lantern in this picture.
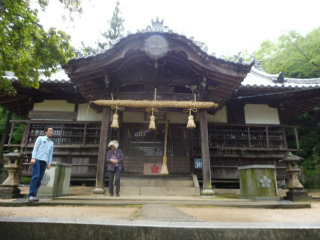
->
[0,150,27,199]
[280,152,311,201]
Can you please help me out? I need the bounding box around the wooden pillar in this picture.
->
[93,107,110,194]
[199,109,215,195]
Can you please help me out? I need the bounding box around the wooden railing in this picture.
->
[193,123,299,158]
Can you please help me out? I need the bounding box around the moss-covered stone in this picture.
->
[239,165,279,201]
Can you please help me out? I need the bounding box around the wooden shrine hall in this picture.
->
[2,19,320,195]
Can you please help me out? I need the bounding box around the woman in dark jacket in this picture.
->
[106,140,124,197]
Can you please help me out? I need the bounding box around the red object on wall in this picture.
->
[144,163,162,175]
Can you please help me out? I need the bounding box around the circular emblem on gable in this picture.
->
[144,34,168,59]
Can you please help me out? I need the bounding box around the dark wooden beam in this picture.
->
[199,109,214,194]
[28,111,77,120]
[93,107,110,194]
[115,92,195,101]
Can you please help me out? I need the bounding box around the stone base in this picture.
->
[284,189,312,201]
[201,188,215,196]
[38,161,72,198]
[92,187,105,195]
[37,193,69,199]
[240,196,280,201]
[0,187,23,199]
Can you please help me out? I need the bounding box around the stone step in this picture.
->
[120,178,194,187]
[114,175,200,196]
[120,186,198,196]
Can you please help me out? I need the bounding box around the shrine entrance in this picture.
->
[119,123,191,175]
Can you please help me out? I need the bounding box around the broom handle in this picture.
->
[164,120,168,158]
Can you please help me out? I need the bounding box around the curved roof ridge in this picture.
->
[250,66,278,81]
[241,63,320,89]
[71,19,255,67]
[285,77,320,84]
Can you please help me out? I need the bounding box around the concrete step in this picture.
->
[120,178,194,187]
[120,186,198,196]
[115,175,200,196]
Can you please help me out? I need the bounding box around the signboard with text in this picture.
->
[194,158,202,169]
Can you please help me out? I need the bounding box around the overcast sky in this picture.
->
[37,0,320,56]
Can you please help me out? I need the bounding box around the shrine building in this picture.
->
[1,19,320,195]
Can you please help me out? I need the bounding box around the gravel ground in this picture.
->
[1,186,319,223]
[1,203,320,222]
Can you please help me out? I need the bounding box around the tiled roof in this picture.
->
[5,63,320,90]
[4,67,71,84]
[70,19,254,67]
[241,65,320,89]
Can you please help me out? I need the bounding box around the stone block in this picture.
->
[38,161,72,198]
[0,187,22,199]
[238,165,279,201]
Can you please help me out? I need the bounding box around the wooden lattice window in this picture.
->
[167,127,190,157]
[120,127,163,156]
[120,124,189,157]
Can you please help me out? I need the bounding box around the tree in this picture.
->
[293,109,320,189]
[81,1,124,56]
[33,0,82,16]
[0,0,81,94]
[254,27,320,78]
[255,27,320,188]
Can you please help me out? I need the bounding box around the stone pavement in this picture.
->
[137,205,201,221]
[0,193,312,209]
[1,187,320,239]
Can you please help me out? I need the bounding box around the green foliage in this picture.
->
[254,28,320,78]
[11,122,25,144]
[20,176,31,184]
[99,1,124,49]
[0,106,7,137]
[0,0,76,94]
[288,108,320,188]
[0,106,25,186]
[302,153,320,189]
[35,0,82,13]
[0,106,25,146]
[81,1,125,56]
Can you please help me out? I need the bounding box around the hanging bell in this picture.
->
[149,115,156,130]
[111,113,119,129]
[187,114,196,129]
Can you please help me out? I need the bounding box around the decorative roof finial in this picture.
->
[151,17,164,31]
[273,71,286,83]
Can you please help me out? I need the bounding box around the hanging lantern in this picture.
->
[147,89,158,131]
[184,94,197,129]
[147,107,158,130]
[149,115,156,130]
[111,113,119,129]
[187,114,196,129]
[110,102,124,129]
[184,108,197,129]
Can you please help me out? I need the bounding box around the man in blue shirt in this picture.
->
[28,126,54,202]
